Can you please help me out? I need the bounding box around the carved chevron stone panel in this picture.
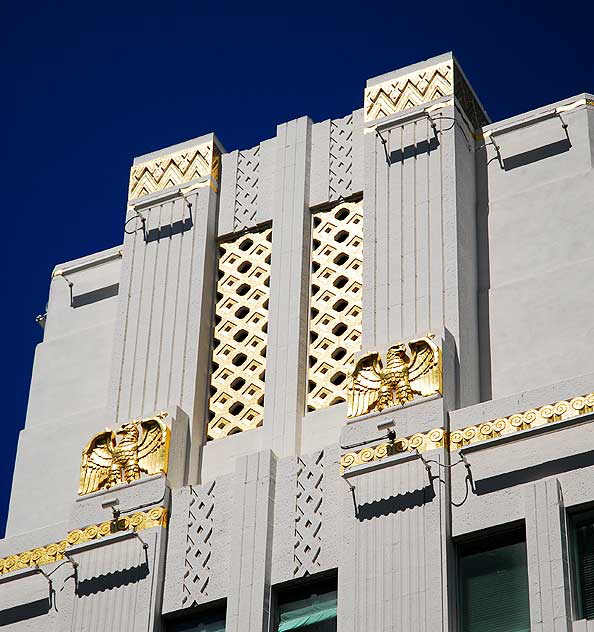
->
[329,114,353,201]
[234,145,260,231]
[182,482,215,606]
[294,451,323,577]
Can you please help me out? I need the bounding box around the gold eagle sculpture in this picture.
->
[347,334,441,418]
[78,413,170,495]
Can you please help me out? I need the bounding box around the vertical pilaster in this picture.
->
[524,478,572,632]
[226,450,276,632]
[108,134,222,483]
[338,454,446,631]
[362,54,487,408]
[263,117,312,458]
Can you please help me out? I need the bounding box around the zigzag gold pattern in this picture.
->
[129,143,218,200]
[340,428,445,473]
[365,62,453,122]
[0,507,168,575]
[449,393,594,450]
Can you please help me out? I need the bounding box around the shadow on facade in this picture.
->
[502,138,571,171]
[76,562,149,596]
[146,216,193,243]
[0,597,50,627]
[389,135,440,164]
[474,449,594,495]
[72,283,119,308]
[356,484,436,521]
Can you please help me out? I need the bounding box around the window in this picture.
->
[275,577,337,631]
[166,606,226,632]
[571,508,594,620]
[458,528,530,632]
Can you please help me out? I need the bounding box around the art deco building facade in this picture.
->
[3,52,594,632]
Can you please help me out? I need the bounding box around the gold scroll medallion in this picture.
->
[79,413,170,495]
[347,334,441,418]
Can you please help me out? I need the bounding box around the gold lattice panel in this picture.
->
[307,201,363,411]
[207,227,272,440]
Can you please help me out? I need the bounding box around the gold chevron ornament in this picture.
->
[347,334,441,418]
[128,142,219,200]
[79,413,170,495]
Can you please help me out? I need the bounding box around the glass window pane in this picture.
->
[459,535,530,632]
[167,608,226,632]
[276,579,337,631]
[572,511,594,619]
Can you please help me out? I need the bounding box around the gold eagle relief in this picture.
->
[79,413,170,495]
[347,334,442,418]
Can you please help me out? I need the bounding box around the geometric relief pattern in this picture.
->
[207,227,272,440]
[233,145,260,232]
[329,114,353,202]
[364,62,453,122]
[183,482,215,606]
[128,142,215,200]
[307,201,363,411]
[294,451,323,577]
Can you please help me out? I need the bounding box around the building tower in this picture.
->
[3,52,594,632]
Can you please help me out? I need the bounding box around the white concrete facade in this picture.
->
[3,51,594,631]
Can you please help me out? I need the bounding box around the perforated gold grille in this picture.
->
[307,201,363,411]
[207,227,272,440]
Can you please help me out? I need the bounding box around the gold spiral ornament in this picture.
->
[571,396,586,412]
[340,452,357,470]
[492,418,507,433]
[360,447,375,463]
[554,400,570,417]
[450,430,464,447]
[509,414,524,428]
[428,428,444,443]
[394,438,409,451]
[540,404,555,419]
[478,422,492,437]
[409,434,424,450]
[375,443,388,460]
[463,426,477,441]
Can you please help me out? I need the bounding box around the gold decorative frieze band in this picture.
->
[129,142,220,200]
[79,413,170,496]
[347,334,442,418]
[449,393,594,450]
[341,427,445,473]
[0,507,168,576]
[340,392,594,473]
[365,61,488,129]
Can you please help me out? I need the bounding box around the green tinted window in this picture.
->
[572,510,594,619]
[167,607,226,632]
[276,578,337,631]
[459,532,530,632]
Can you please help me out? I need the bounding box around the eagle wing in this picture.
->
[407,334,441,397]
[79,430,115,495]
[137,414,170,476]
[347,352,383,417]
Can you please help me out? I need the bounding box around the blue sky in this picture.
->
[1,0,592,536]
